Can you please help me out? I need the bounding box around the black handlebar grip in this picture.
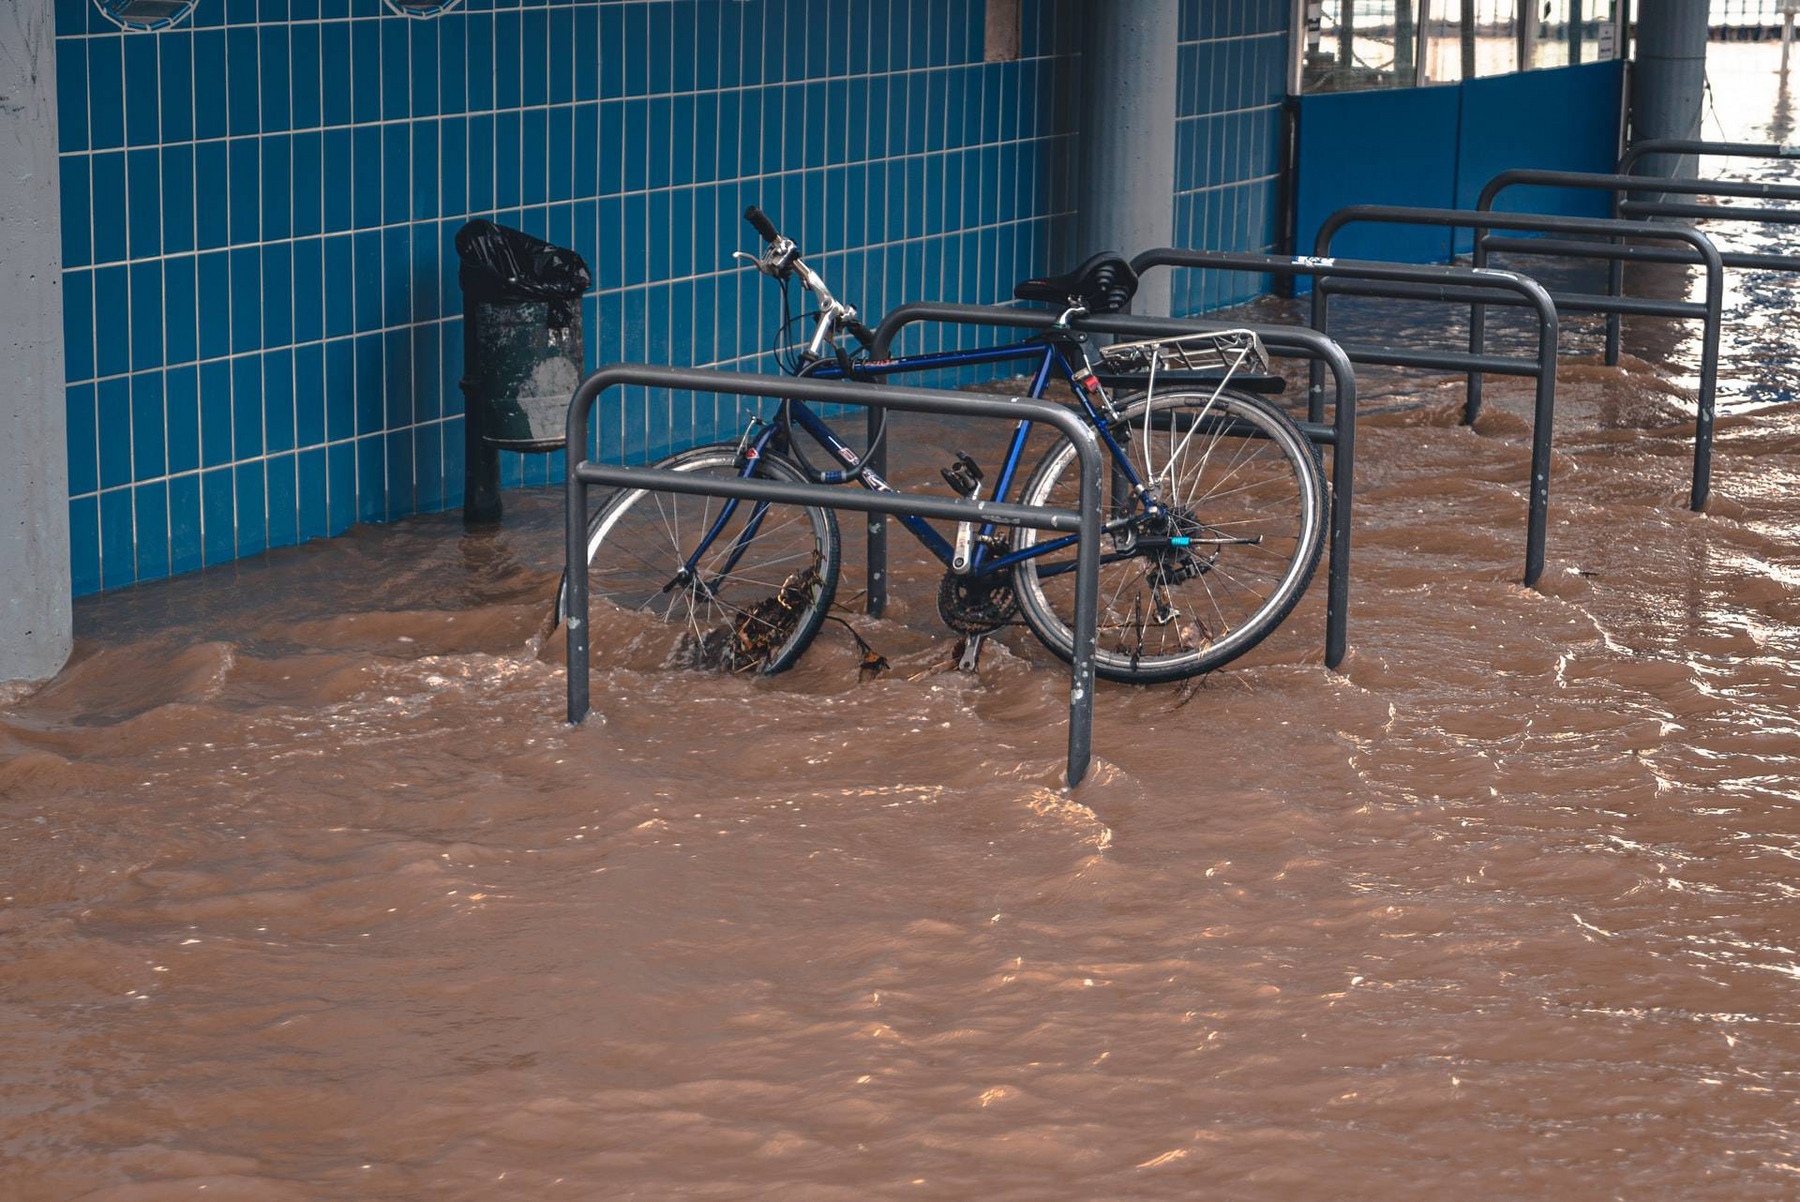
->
[845,319,877,350]
[744,206,779,244]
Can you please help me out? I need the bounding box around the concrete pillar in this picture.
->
[1075,0,1178,316]
[0,0,73,687]
[1634,0,1712,177]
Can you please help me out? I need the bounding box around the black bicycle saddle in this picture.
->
[1013,252,1139,313]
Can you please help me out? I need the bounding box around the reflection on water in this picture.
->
[6,41,1800,1202]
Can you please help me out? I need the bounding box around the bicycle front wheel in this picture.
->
[1012,389,1327,683]
[555,444,840,675]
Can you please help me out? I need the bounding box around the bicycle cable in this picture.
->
[762,273,890,486]
[781,342,890,487]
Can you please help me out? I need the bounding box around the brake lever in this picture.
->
[733,249,782,278]
[733,244,800,280]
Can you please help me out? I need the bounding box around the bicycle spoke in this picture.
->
[579,449,836,674]
[1016,389,1322,681]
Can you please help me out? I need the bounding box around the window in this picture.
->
[91,0,196,31]
[1302,0,1427,92]
[1420,0,1520,83]
[1524,0,1622,70]
[1300,0,1624,92]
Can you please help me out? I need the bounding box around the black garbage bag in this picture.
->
[455,219,592,313]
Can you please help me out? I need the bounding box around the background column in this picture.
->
[1075,0,1180,316]
[1634,0,1712,177]
[0,0,73,687]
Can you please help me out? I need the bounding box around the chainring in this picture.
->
[937,571,1020,634]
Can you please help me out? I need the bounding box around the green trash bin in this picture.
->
[455,220,592,524]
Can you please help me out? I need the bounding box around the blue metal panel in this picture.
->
[1294,61,1627,266]
[1454,59,1626,216]
[1294,83,1463,265]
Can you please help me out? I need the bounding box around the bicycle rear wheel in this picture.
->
[555,444,840,674]
[1012,389,1326,683]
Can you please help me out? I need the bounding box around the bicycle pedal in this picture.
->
[940,451,984,498]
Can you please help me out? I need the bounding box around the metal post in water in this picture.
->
[564,381,595,725]
[1604,220,1625,366]
[1524,303,1561,586]
[1693,252,1724,511]
[1307,281,1329,424]
[1066,430,1103,787]
[462,319,503,526]
[1467,230,1488,425]
[866,405,887,617]
[1319,339,1357,670]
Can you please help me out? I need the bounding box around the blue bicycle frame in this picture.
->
[678,334,1151,588]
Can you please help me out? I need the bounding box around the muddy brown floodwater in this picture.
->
[9,46,1800,1202]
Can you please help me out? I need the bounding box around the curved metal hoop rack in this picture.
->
[559,139,1789,787]
[563,366,1108,785]
[1478,139,1800,510]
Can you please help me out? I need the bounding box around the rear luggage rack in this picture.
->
[1091,370,1286,395]
[1098,329,1270,377]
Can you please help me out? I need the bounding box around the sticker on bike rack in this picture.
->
[1783,144,1800,156]
[1292,256,1336,267]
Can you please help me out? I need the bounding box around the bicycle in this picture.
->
[557,207,1329,684]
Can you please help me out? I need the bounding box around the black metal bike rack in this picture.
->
[1618,137,1800,180]
[1130,249,1561,586]
[564,365,1106,787]
[1312,205,1726,512]
[1477,161,1800,366]
[865,304,1360,670]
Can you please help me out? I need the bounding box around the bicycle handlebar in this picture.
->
[745,206,780,244]
[742,204,876,356]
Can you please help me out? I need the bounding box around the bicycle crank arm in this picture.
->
[951,490,984,574]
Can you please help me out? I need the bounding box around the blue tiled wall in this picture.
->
[55,0,1289,595]
[1171,0,1290,314]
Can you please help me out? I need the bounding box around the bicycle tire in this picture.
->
[1011,388,1327,683]
[555,444,841,675]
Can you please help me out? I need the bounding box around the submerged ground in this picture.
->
[6,44,1800,1201]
